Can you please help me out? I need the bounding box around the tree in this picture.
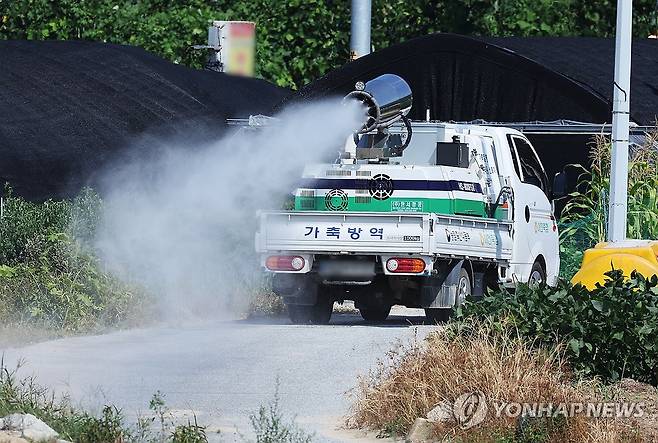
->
[2,0,657,89]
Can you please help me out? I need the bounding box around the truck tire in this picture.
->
[528,261,546,287]
[425,268,471,324]
[359,305,391,322]
[287,296,333,325]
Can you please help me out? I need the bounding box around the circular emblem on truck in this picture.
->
[369,174,394,200]
[325,189,348,211]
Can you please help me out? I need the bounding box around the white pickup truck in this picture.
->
[255,75,560,324]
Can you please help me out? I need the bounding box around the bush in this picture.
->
[246,276,286,318]
[458,270,658,386]
[0,187,149,334]
[349,320,642,442]
[0,187,70,264]
[0,235,147,332]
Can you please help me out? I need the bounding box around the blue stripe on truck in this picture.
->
[298,179,483,193]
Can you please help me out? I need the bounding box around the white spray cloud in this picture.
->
[95,99,364,321]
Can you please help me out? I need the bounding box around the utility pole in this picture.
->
[350,0,372,60]
[607,0,633,242]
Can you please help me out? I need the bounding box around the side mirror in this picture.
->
[552,172,567,200]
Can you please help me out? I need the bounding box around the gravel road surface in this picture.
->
[2,307,436,442]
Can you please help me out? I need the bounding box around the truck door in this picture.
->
[507,135,558,282]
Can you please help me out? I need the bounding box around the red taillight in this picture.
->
[266,255,305,271]
[386,257,425,273]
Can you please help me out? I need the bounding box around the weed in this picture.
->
[377,418,406,438]
[248,380,313,443]
[349,320,643,442]
[171,416,208,443]
[0,360,209,443]
[247,277,286,318]
[66,405,126,443]
[150,391,169,436]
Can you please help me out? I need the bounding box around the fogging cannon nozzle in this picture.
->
[343,74,412,134]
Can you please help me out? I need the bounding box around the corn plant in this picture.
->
[559,131,658,279]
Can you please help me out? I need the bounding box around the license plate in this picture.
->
[317,260,375,278]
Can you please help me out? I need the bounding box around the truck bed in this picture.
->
[256,211,513,262]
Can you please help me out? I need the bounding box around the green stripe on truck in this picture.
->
[295,196,508,219]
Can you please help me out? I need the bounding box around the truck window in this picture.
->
[510,136,549,193]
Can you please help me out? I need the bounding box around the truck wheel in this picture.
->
[528,261,546,287]
[359,305,391,322]
[287,296,333,325]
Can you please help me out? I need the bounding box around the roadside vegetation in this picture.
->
[0,185,286,340]
[558,132,658,279]
[351,132,658,441]
[350,316,657,442]
[350,272,658,441]
[248,381,314,443]
[246,277,286,319]
[0,187,150,343]
[0,361,313,443]
[0,360,209,442]
[458,271,658,386]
